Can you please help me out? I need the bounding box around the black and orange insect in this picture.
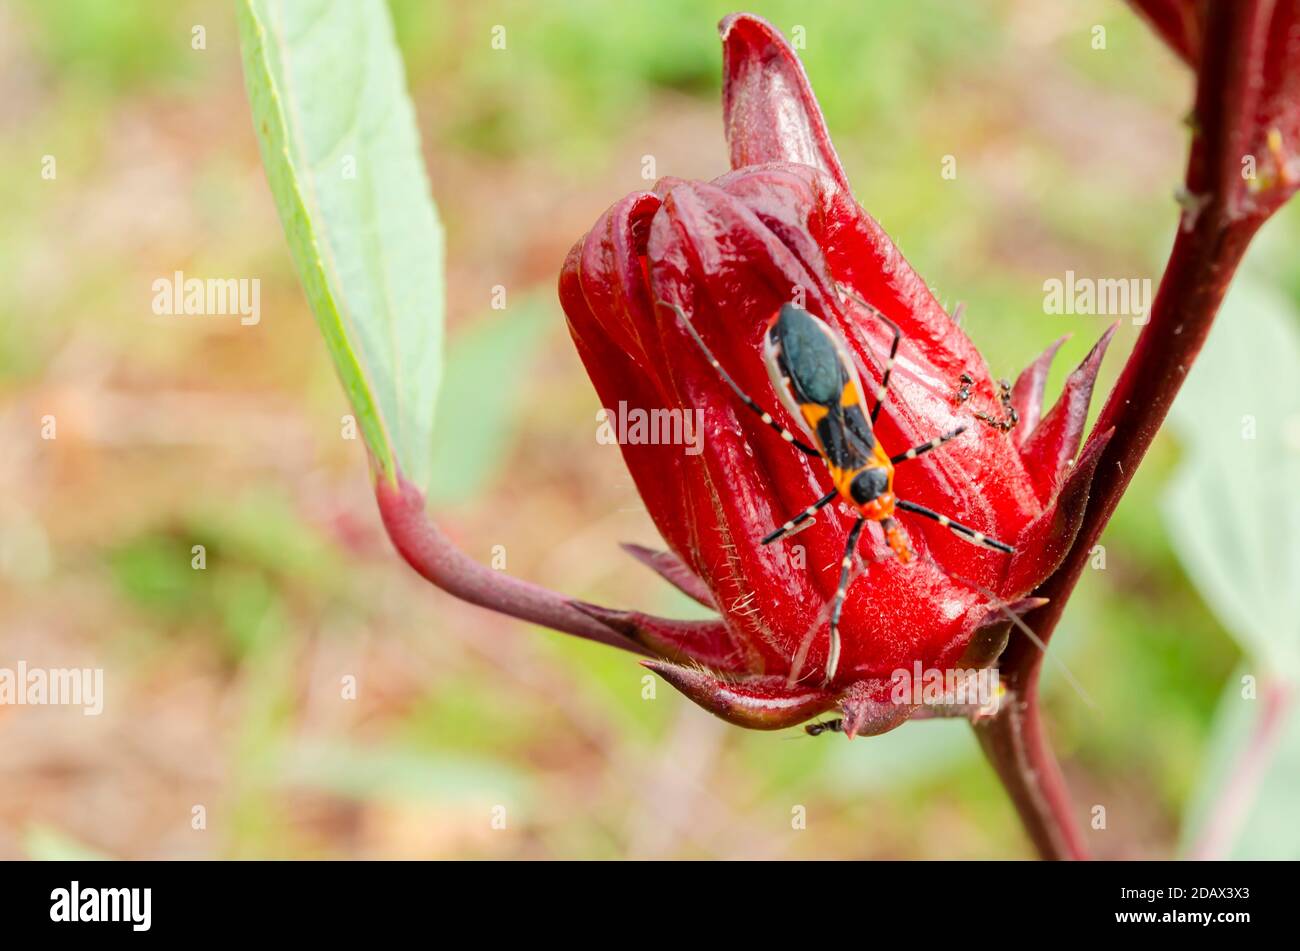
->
[658,290,1014,685]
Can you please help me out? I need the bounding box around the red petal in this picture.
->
[1127,0,1202,67]
[561,192,701,563]
[575,602,749,672]
[1004,427,1115,597]
[1010,336,1068,450]
[719,14,852,192]
[838,678,917,739]
[958,597,1050,668]
[620,542,716,609]
[1019,323,1117,502]
[644,660,836,729]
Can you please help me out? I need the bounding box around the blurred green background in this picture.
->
[0,0,1295,859]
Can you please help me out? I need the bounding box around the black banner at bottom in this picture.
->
[0,859,1281,937]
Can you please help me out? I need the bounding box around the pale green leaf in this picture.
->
[1165,278,1300,858]
[237,0,444,489]
[1162,280,1300,677]
[1179,668,1300,859]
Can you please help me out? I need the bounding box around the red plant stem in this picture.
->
[977,222,1258,859]
[974,683,1089,860]
[1189,679,1293,860]
[376,474,649,655]
[1005,217,1260,680]
[977,0,1281,859]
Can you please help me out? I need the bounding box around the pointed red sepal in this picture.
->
[644,660,837,729]
[837,679,917,739]
[1126,0,1201,68]
[620,543,716,609]
[573,602,747,672]
[1010,336,1068,450]
[1004,427,1115,596]
[1018,323,1117,501]
[719,13,851,192]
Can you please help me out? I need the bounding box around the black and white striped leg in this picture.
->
[761,489,839,545]
[825,517,867,685]
[890,425,968,465]
[656,300,823,458]
[836,284,901,424]
[895,499,1015,553]
[869,317,901,425]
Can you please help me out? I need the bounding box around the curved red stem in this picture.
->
[376,474,649,656]
[975,673,1089,860]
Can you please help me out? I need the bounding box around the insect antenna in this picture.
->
[655,299,823,458]
[919,549,1095,711]
[956,574,1095,710]
[834,283,901,424]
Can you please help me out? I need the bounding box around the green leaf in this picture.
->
[1162,279,1300,677]
[237,0,444,490]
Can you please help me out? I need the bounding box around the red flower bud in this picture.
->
[1129,0,1300,221]
[559,14,1113,736]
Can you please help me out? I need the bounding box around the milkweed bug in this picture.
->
[657,289,1014,685]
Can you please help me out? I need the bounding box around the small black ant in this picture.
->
[804,718,845,737]
[955,372,975,404]
[975,377,1019,433]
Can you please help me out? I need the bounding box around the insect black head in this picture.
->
[849,467,890,505]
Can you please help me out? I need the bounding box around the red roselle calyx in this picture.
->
[1128,0,1300,228]
[558,14,1115,737]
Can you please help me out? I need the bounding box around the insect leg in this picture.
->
[825,517,867,685]
[761,488,839,545]
[836,284,901,425]
[895,499,1015,553]
[890,425,968,465]
[656,300,822,458]
[880,516,915,562]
